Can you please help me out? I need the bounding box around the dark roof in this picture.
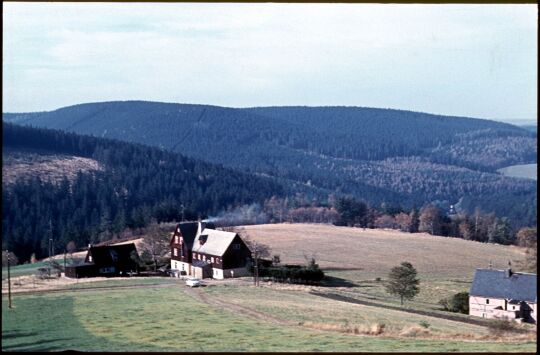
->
[470,269,537,302]
[87,243,139,267]
[173,221,215,247]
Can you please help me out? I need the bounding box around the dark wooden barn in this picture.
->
[65,243,140,278]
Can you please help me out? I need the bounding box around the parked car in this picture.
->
[185,278,202,287]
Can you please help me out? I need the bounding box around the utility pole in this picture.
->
[48,218,53,278]
[7,251,12,309]
[253,251,259,286]
[48,237,52,278]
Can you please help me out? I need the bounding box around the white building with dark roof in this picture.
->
[469,268,537,323]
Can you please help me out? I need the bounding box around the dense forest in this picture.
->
[2,101,537,250]
[2,122,285,262]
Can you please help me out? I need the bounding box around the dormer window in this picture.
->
[199,235,208,245]
[232,244,240,250]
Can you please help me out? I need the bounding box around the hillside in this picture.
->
[3,101,537,227]
[240,223,524,279]
[2,122,284,262]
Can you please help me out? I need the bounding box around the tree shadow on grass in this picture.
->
[319,275,358,288]
[2,330,38,339]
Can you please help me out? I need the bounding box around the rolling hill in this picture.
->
[2,122,285,262]
[3,101,537,227]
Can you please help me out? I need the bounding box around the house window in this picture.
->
[211,257,215,263]
[88,255,93,262]
[232,244,240,250]
[174,262,177,269]
[486,299,490,304]
[173,248,178,256]
[181,264,184,271]
[175,236,179,244]
[180,247,184,257]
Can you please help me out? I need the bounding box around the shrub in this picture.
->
[418,320,430,329]
[439,292,469,314]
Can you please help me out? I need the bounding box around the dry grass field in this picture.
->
[240,223,525,279]
[239,223,527,306]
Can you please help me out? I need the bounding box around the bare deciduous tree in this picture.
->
[140,221,172,271]
[240,232,271,286]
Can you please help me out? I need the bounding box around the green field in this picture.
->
[498,163,537,180]
[2,281,536,352]
[2,224,536,351]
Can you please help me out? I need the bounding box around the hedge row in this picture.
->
[258,265,325,284]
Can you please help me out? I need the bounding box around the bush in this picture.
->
[418,320,430,329]
[258,264,325,284]
[439,292,469,314]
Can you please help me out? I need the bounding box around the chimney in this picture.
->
[505,268,513,278]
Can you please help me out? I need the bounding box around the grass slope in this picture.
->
[240,223,526,304]
[2,283,536,352]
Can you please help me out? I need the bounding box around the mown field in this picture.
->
[240,224,525,301]
[2,282,536,352]
[2,223,536,352]
[497,163,537,180]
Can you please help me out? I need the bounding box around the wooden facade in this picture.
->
[170,222,252,279]
[65,243,140,278]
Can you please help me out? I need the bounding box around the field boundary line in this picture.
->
[1,282,177,296]
[310,291,492,328]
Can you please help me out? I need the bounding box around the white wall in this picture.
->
[469,296,506,319]
[170,260,191,277]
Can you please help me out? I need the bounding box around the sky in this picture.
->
[2,3,537,122]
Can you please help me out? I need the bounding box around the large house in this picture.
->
[170,221,253,279]
[469,268,537,323]
[65,243,140,278]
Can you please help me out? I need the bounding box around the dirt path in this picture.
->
[183,286,293,326]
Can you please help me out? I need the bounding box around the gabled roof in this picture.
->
[87,243,139,266]
[191,229,238,257]
[470,269,537,303]
[171,221,215,247]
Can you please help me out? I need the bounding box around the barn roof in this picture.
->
[191,229,238,257]
[470,269,537,303]
[87,243,139,266]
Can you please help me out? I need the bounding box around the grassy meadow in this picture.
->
[2,283,536,352]
[2,223,536,352]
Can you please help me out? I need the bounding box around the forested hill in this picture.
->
[3,101,537,228]
[2,122,285,262]
[4,101,535,170]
